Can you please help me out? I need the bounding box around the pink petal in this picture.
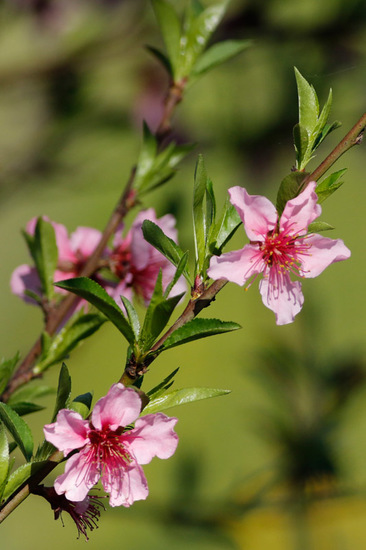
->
[127,413,178,464]
[300,234,351,278]
[54,451,99,502]
[69,227,102,258]
[10,265,41,303]
[44,409,89,455]
[280,181,321,235]
[208,245,264,285]
[103,463,148,507]
[259,275,304,325]
[229,186,277,241]
[91,384,141,431]
[52,221,76,263]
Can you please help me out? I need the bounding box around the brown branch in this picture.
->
[120,278,228,385]
[305,112,366,184]
[2,78,188,402]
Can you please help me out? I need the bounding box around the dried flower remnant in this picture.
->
[44,384,179,507]
[208,182,350,325]
[33,485,105,541]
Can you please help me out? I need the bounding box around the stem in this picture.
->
[121,279,228,384]
[2,78,187,401]
[0,451,63,523]
[306,112,366,183]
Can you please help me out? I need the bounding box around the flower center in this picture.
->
[109,247,133,280]
[88,427,132,474]
[259,230,310,278]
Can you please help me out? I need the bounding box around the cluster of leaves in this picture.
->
[149,0,251,83]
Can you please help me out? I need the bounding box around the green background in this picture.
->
[0,0,365,548]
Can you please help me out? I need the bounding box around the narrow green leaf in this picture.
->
[308,221,334,233]
[147,368,179,399]
[120,297,140,340]
[142,220,191,283]
[0,423,9,500]
[162,317,241,351]
[70,392,93,419]
[315,169,346,204]
[145,45,173,76]
[193,155,208,274]
[293,123,311,169]
[0,353,20,395]
[34,312,106,373]
[0,403,33,461]
[164,252,189,298]
[9,402,45,416]
[276,171,309,217]
[295,67,319,134]
[139,272,185,351]
[55,277,135,345]
[192,39,252,76]
[24,218,58,301]
[209,199,241,255]
[151,0,181,74]
[141,386,230,415]
[8,384,54,407]
[313,88,332,143]
[2,461,45,502]
[178,2,228,79]
[51,363,71,422]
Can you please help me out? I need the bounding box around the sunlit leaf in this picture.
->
[161,317,241,350]
[0,403,33,461]
[141,386,230,415]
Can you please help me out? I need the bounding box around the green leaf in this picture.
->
[54,277,135,345]
[0,423,9,500]
[9,402,45,417]
[51,363,71,423]
[193,155,208,274]
[276,171,309,217]
[315,169,346,204]
[23,218,58,301]
[142,220,191,283]
[151,0,181,74]
[8,384,54,406]
[120,297,140,340]
[2,461,45,503]
[145,45,173,76]
[70,392,93,419]
[147,367,179,399]
[164,252,189,298]
[34,312,106,373]
[139,272,185,351]
[295,67,319,135]
[0,353,20,395]
[209,199,241,255]
[308,221,334,233]
[177,2,228,79]
[0,403,33,461]
[161,317,241,351]
[141,386,230,415]
[192,39,251,76]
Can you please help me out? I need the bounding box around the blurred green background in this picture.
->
[0,0,365,548]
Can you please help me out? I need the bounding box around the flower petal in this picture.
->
[208,245,264,285]
[44,409,89,455]
[10,265,41,303]
[229,186,277,241]
[280,181,321,235]
[69,227,102,258]
[54,451,99,502]
[259,275,304,325]
[103,463,149,507]
[127,413,178,464]
[91,384,141,431]
[300,234,351,278]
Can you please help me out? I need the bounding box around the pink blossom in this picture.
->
[10,217,102,304]
[105,208,186,306]
[208,182,351,325]
[44,384,179,507]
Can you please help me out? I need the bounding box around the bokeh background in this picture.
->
[0,0,365,548]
